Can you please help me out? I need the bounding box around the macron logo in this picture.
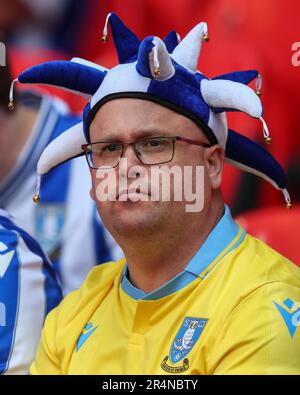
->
[76,323,98,352]
[0,241,15,278]
[273,298,300,338]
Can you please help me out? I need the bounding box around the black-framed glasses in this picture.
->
[81,136,212,170]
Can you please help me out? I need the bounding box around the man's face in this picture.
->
[89,98,223,240]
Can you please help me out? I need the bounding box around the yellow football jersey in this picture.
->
[30,206,300,375]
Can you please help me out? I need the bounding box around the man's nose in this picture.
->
[122,144,140,166]
[119,144,147,179]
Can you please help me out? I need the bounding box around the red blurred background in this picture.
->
[1,0,299,263]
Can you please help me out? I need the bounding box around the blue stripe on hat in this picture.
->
[226,129,287,190]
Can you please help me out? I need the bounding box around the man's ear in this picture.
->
[203,145,224,190]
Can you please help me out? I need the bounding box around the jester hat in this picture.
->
[9,13,291,207]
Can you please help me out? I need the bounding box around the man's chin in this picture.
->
[112,200,154,220]
[110,201,162,236]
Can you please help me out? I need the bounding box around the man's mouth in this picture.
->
[117,186,149,200]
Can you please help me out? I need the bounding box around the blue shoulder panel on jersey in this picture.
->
[0,228,20,374]
[0,216,62,318]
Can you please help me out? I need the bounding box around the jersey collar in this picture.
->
[121,204,246,301]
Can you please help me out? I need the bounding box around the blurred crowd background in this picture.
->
[0,0,299,263]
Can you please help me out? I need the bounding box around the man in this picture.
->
[0,209,62,374]
[15,14,300,374]
[0,59,122,295]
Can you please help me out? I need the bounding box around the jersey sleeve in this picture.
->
[211,282,300,375]
[30,262,124,375]
[30,306,61,375]
[0,213,62,375]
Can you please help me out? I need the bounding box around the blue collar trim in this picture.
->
[121,205,245,301]
[184,205,239,277]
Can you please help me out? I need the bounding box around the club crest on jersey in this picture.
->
[161,317,208,373]
[35,204,65,257]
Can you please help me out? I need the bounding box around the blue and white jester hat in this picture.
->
[9,13,291,207]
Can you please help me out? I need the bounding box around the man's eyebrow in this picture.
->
[131,129,171,140]
[97,129,171,141]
